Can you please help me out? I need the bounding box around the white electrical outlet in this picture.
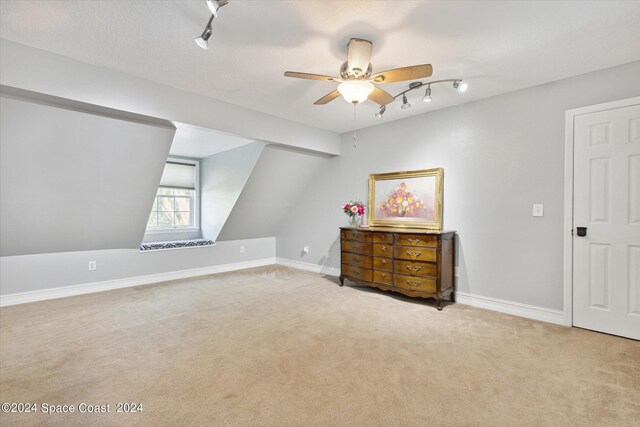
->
[532,204,544,217]
[240,245,245,254]
[88,260,97,271]
[303,246,310,254]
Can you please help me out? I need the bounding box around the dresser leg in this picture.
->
[436,296,443,311]
[450,289,456,303]
[339,276,344,286]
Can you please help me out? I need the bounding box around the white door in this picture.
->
[573,101,640,340]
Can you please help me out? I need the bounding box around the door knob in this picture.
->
[576,227,587,237]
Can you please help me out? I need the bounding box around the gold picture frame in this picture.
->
[368,168,443,230]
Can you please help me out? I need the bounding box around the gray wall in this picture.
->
[218,145,330,241]
[200,142,265,242]
[0,237,275,295]
[276,61,640,311]
[0,92,174,256]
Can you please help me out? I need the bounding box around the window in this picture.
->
[146,159,199,232]
[147,187,195,228]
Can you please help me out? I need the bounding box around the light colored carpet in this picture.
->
[0,265,638,426]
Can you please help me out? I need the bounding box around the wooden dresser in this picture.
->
[339,227,455,310]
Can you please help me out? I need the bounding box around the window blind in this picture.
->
[159,161,196,190]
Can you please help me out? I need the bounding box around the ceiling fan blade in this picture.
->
[284,71,341,82]
[314,90,341,105]
[371,64,433,84]
[347,38,372,76]
[369,87,395,105]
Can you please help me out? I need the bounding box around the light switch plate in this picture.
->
[532,204,544,217]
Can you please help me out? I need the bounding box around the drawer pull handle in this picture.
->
[407,238,421,244]
[353,257,361,263]
[406,280,422,286]
[353,270,360,275]
[381,260,387,264]
[381,246,387,251]
[406,251,422,258]
[351,233,359,239]
[381,273,386,278]
[353,246,360,250]
[406,266,422,272]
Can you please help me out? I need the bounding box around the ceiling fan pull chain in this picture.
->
[353,103,357,148]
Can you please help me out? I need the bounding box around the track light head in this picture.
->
[453,80,468,93]
[401,94,411,110]
[194,14,215,50]
[207,0,229,17]
[375,105,386,119]
[194,27,212,50]
[422,85,432,103]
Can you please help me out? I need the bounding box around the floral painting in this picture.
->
[368,168,443,229]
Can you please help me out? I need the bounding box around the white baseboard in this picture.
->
[276,257,340,277]
[0,257,276,307]
[455,291,565,325]
[2,256,565,326]
[276,258,564,326]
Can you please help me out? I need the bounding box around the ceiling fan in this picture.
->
[284,38,433,106]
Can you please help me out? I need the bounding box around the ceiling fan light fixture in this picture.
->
[454,80,468,93]
[337,80,374,104]
[375,105,386,119]
[401,94,411,109]
[422,85,432,103]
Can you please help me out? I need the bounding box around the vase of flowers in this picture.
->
[343,200,365,228]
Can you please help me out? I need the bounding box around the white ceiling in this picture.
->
[170,122,254,159]
[1,1,639,133]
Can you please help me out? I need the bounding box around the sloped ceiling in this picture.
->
[200,142,266,242]
[0,89,175,256]
[170,122,255,159]
[1,1,639,132]
[217,145,330,241]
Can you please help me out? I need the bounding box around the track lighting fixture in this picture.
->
[422,85,432,103]
[195,0,229,50]
[194,15,214,50]
[379,78,468,113]
[453,79,468,93]
[401,94,411,110]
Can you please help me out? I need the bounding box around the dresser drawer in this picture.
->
[394,274,436,293]
[341,230,372,243]
[373,243,392,258]
[394,246,437,262]
[372,256,392,271]
[394,260,437,277]
[373,232,393,244]
[373,270,393,286]
[341,252,372,269]
[342,265,372,282]
[395,233,438,247]
[342,241,372,255]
